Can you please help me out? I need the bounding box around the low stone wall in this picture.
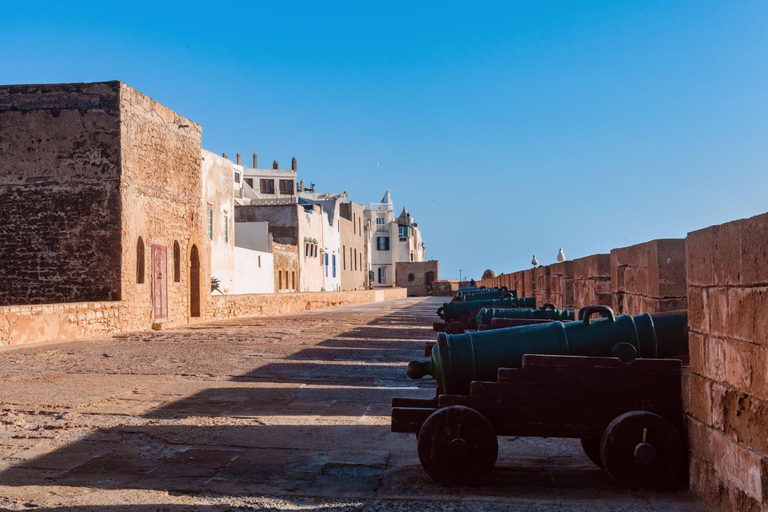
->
[1,288,408,347]
[0,301,124,347]
[684,212,768,511]
[209,288,408,320]
[572,254,611,310]
[610,239,688,315]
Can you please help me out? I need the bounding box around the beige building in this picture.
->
[0,81,210,327]
[340,201,369,291]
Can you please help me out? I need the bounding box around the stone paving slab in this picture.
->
[0,297,709,511]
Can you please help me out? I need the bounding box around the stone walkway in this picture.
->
[0,297,708,511]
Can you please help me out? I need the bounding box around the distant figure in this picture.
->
[469,278,476,287]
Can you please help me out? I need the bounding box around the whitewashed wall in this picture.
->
[231,247,274,294]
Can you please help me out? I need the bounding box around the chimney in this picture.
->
[236,153,241,165]
[311,183,315,193]
[273,160,279,169]
[300,180,305,192]
[222,152,228,159]
[292,157,297,171]
[253,153,257,168]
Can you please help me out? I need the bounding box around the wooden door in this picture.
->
[152,244,168,321]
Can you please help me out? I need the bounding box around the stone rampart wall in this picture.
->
[684,212,768,511]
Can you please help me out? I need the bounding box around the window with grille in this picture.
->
[376,236,390,251]
[279,179,293,195]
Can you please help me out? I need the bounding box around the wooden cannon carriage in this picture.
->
[391,354,684,489]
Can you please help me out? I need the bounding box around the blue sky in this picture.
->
[2,1,766,279]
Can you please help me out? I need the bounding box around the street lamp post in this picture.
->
[459,269,462,283]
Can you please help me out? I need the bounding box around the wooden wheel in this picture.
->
[444,322,468,334]
[580,438,603,468]
[600,411,683,489]
[417,405,498,486]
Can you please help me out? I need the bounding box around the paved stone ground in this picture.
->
[0,297,708,511]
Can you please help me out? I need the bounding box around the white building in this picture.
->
[363,191,426,287]
[297,192,345,292]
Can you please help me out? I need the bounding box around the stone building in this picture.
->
[0,81,209,328]
[396,260,439,296]
[339,201,369,291]
[363,191,427,288]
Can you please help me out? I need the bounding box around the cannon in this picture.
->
[392,354,685,489]
[475,303,574,326]
[478,317,555,330]
[410,305,688,395]
[437,297,536,322]
[454,289,514,302]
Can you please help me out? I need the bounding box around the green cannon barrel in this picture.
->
[438,297,536,322]
[409,306,688,395]
[456,289,515,302]
[475,303,575,326]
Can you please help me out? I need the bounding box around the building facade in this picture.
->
[363,191,426,288]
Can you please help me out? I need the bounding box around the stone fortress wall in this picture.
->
[478,211,768,512]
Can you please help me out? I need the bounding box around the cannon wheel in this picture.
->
[580,438,603,468]
[600,411,683,490]
[444,322,468,334]
[417,405,498,486]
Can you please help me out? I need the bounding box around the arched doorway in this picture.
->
[189,244,201,317]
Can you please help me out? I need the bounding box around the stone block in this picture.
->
[687,373,713,426]
[712,221,743,286]
[689,332,706,376]
[687,286,708,335]
[687,417,715,464]
[708,287,729,338]
[650,239,688,298]
[724,340,752,392]
[727,287,757,342]
[741,212,768,287]
[572,253,610,279]
[712,427,767,503]
[756,287,768,347]
[704,336,726,383]
[686,226,715,287]
[752,345,768,402]
[723,390,768,455]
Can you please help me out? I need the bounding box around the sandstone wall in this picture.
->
[0,288,409,347]
[209,288,407,320]
[118,82,205,330]
[534,265,551,308]
[549,261,574,310]
[0,301,124,346]
[610,239,687,315]
[572,254,611,310]
[395,260,439,296]
[684,212,768,511]
[0,82,123,305]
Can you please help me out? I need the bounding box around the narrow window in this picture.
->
[278,269,283,290]
[354,248,357,271]
[244,177,254,189]
[410,251,414,262]
[332,254,336,278]
[291,271,296,290]
[207,209,213,240]
[136,237,145,284]
[358,217,361,236]
[173,241,181,282]
[224,215,229,243]
[353,213,356,234]
[258,255,261,268]
[305,243,309,256]
[343,245,346,269]
[325,253,329,277]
